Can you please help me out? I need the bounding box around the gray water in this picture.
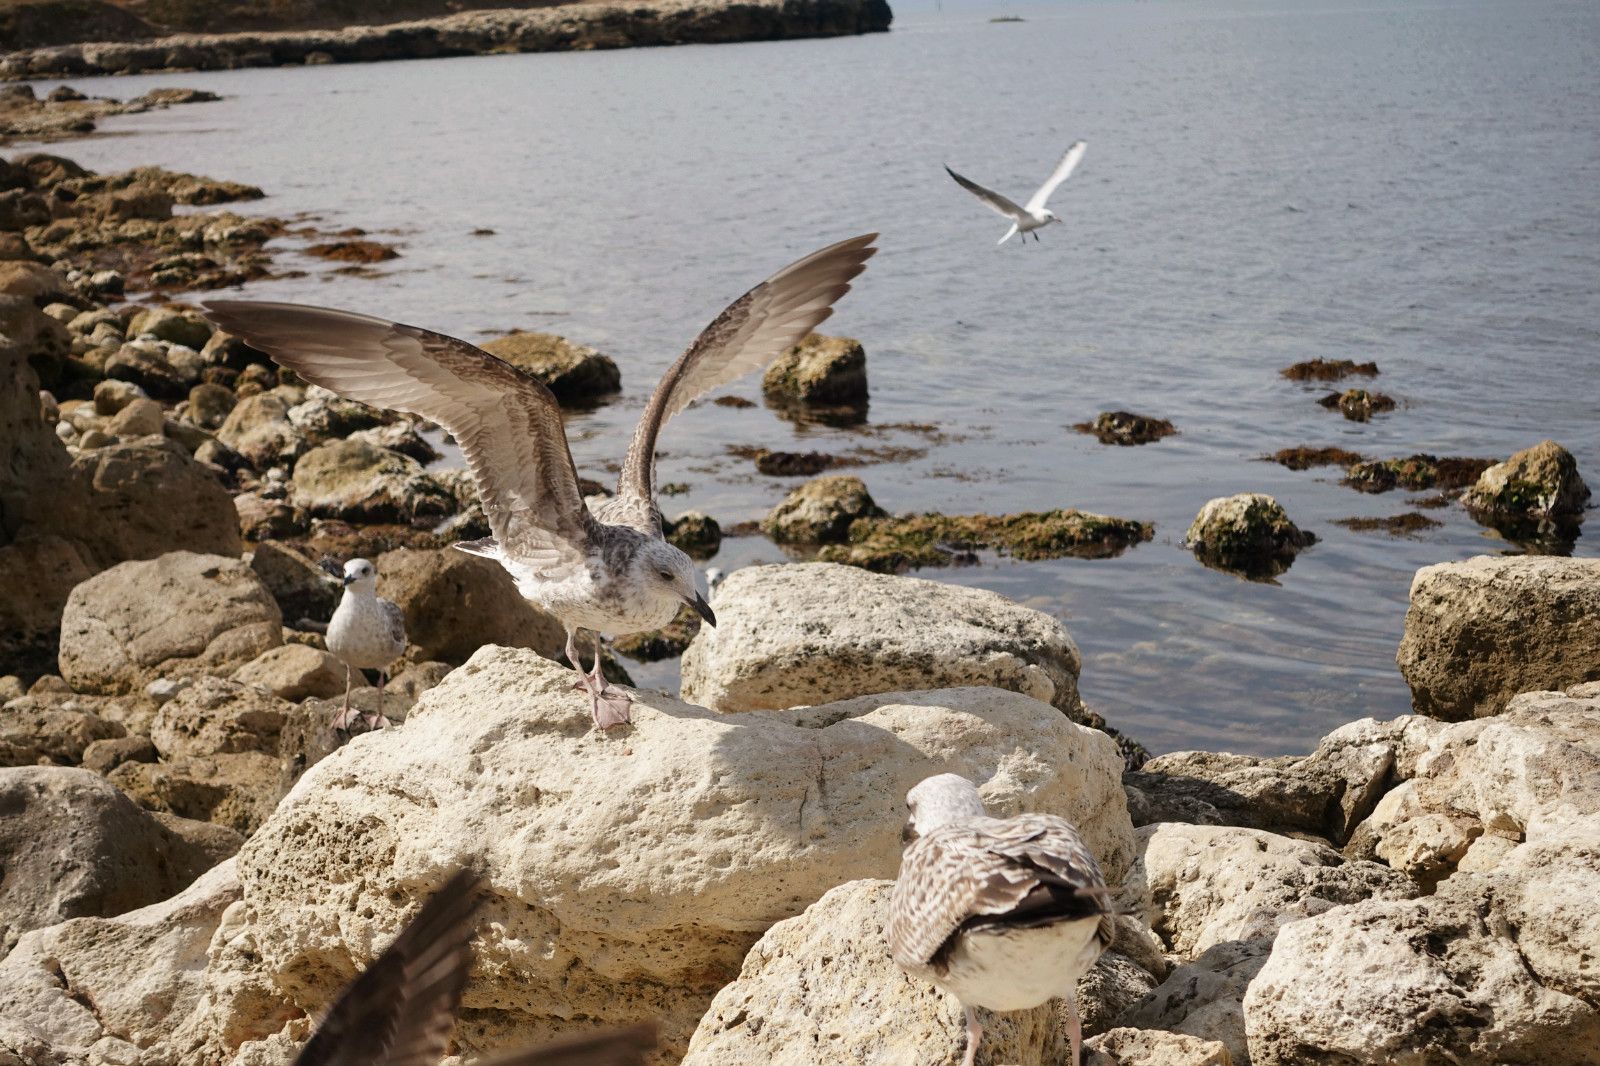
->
[32,0,1600,756]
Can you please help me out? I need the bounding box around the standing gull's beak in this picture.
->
[687,593,716,627]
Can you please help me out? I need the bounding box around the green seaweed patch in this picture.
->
[1072,411,1177,446]
[818,509,1153,573]
[1345,455,1496,494]
[1280,358,1379,381]
[1268,446,1366,471]
[1332,512,1443,536]
[1318,389,1396,421]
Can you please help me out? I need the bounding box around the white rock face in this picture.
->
[1084,1027,1233,1066]
[1115,937,1269,1064]
[1396,555,1600,720]
[190,647,1130,1062]
[1124,823,1416,961]
[0,859,240,1066]
[58,552,282,696]
[681,563,1082,716]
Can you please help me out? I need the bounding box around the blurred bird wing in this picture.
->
[202,301,596,577]
[1024,140,1086,213]
[611,234,877,532]
[946,166,1026,220]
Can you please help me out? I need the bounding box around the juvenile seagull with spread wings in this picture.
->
[887,774,1115,1066]
[945,140,1086,246]
[295,867,657,1066]
[204,233,875,730]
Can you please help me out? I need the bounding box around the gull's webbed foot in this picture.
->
[590,683,633,730]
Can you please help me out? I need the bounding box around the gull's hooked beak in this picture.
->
[342,574,355,586]
[687,593,716,627]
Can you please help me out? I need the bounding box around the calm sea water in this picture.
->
[31,0,1600,755]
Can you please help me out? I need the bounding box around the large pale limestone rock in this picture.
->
[1243,887,1600,1065]
[1084,1028,1233,1066]
[200,647,1131,1062]
[58,552,282,695]
[149,675,292,760]
[231,643,345,701]
[1396,556,1600,720]
[0,766,229,955]
[683,879,1074,1065]
[375,546,564,665]
[1124,823,1416,960]
[681,562,1083,716]
[1115,938,1269,1065]
[0,859,240,1065]
[108,750,282,835]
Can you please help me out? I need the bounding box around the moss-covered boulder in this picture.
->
[760,475,883,544]
[762,334,867,406]
[1344,454,1497,494]
[1073,410,1177,446]
[1318,389,1396,421]
[126,305,212,350]
[665,511,721,560]
[479,330,620,406]
[1462,441,1589,518]
[820,509,1153,573]
[290,438,455,524]
[1184,493,1316,579]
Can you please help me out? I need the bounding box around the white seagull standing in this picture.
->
[945,140,1087,246]
[887,773,1115,1066]
[324,557,407,732]
[203,233,875,731]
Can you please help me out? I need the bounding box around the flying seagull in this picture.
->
[887,773,1115,1066]
[204,233,876,730]
[322,557,407,731]
[945,140,1086,245]
[294,867,657,1066]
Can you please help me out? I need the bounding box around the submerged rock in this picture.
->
[611,603,702,662]
[760,473,884,543]
[1332,512,1441,536]
[1318,388,1396,421]
[1280,357,1379,381]
[681,561,1087,718]
[1183,493,1315,580]
[1268,445,1365,471]
[1397,555,1600,720]
[821,508,1153,572]
[1073,410,1178,446]
[480,329,620,405]
[761,332,867,406]
[1344,453,1497,494]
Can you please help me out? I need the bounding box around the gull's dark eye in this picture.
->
[658,570,673,580]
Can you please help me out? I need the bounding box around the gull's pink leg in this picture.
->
[588,632,631,729]
[960,1005,983,1066]
[1066,993,1082,1066]
[366,670,392,730]
[332,664,357,730]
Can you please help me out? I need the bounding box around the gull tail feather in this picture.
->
[997,223,1019,246]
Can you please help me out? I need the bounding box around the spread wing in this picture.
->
[887,814,1112,971]
[1024,141,1086,213]
[202,301,596,578]
[294,869,485,1066]
[610,234,877,533]
[945,166,1026,220]
[477,1023,658,1066]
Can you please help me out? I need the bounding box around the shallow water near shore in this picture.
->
[29,0,1600,756]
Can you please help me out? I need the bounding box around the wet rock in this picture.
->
[1396,555,1600,720]
[0,766,233,955]
[232,644,345,701]
[683,879,1083,1065]
[304,238,397,263]
[822,508,1153,573]
[291,438,455,523]
[0,861,240,1066]
[248,539,338,624]
[58,552,282,696]
[1344,453,1497,494]
[1318,388,1395,421]
[664,510,721,558]
[681,561,1086,718]
[126,305,212,349]
[1332,511,1441,535]
[762,333,867,406]
[1462,439,1589,533]
[480,330,621,405]
[1074,410,1178,446]
[1267,445,1364,471]
[190,645,1127,1060]
[1183,493,1315,580]
[1279,357,1379,381]
[760,473,884,543]
[374,546,565,665]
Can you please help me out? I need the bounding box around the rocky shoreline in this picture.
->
[1,0,895,81]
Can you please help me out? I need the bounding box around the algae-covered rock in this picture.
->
[479,330,620,405]
[1280,357,1379,381]
[1268,445,1366,471]
[761,333,867,406]
[821,508,1153,573]
[1318,388,1395,421]
[1073,410,1177,446]
[1184,493,1315,579]
[1332,512,1442,536]
[1462,440,1589,518]
[665,510,721,559]
[1344,454,1497,494]
[760,474,883,544]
